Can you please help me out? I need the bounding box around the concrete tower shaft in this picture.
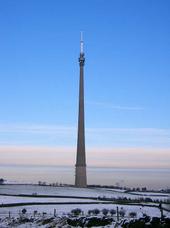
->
[75,33,87,188]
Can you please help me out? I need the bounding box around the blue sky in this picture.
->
[0,0,170,168]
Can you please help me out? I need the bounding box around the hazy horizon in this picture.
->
[1,164,170,190]
[0,146,170,169]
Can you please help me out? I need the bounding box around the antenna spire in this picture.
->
[80,31,84,53]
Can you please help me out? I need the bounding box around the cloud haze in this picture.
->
[86,101,144,111]
[0,145,169,169]
[0,123,170,147]
[0,123,169,169]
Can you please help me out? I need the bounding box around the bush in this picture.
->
[67,217,86,227]
[110,209,116,216]
[143,215,150,223]
[164,218,170,226]
[127,220,145,228]
[86,217,113,227]
[122,217,170,228]
[129,212,137,218]
[93,208,100,215]
[22,209,27,214]
[102,208,109,216]
[150,217,160,227]
[145,197,153,203]
[67,216,113,227]
[71,208,82,216]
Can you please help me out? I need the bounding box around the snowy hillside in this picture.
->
[0,184,169,227]
[0,184,169,201]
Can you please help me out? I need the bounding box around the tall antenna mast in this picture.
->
[75,32,87,187]
[80,31,84,53]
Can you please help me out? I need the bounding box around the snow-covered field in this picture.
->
[0,184,169,201]
[0,203,168,218]
[130,191,170,197]
[0,184,126,197]
[0,203,169,228]
[0,185,169,227]
[0,195,100,204]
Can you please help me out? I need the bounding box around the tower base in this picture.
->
[75,166,87,188]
